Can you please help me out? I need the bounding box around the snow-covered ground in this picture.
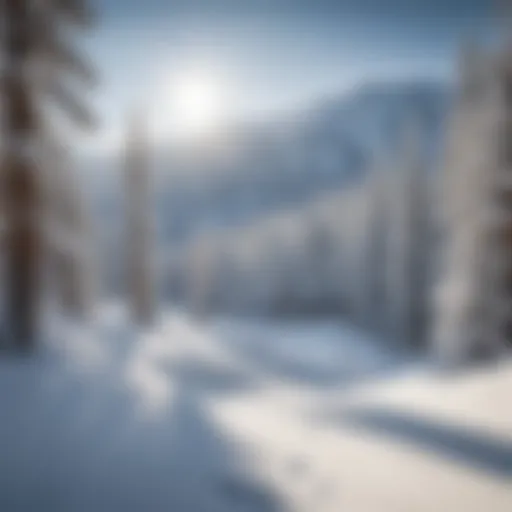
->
[0,305,510,511]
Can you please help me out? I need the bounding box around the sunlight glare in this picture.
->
[153,66,230,143]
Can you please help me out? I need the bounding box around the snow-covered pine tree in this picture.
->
[386,117,430,349]
[303,203,346,315]
[362,163,390,333]
[482,42,512,356]
[46,142,95,318]
[433,41,499,363]
[124,113,156,325]
[338,184,371,325]
[1,0,95,349]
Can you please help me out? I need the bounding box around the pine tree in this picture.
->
[124,113,155,325]
[386,118,430,348]
[433,41,500,363]
[1,0,95,349]
[482,43,512,356]
[43,139,93,317]
[362,163,390,333]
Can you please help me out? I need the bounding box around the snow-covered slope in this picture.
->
[0,307,510,511]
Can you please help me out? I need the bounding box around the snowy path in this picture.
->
[0,306,511,511]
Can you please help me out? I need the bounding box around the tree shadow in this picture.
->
[161,357,259,396]
[0,329,285,511]
[210,317,412,388]
[325,405,512,478]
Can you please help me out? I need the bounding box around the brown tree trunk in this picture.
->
[2,0,41,350]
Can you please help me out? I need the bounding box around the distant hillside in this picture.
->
[154,79,451,245]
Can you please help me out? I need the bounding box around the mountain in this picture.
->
[153,79,452,246]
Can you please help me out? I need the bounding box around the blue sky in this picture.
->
[81,0,495,153]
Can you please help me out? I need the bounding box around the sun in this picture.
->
[154,67,228,142]
[174,73,223,134]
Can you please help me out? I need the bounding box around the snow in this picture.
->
[0,306,510,511]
